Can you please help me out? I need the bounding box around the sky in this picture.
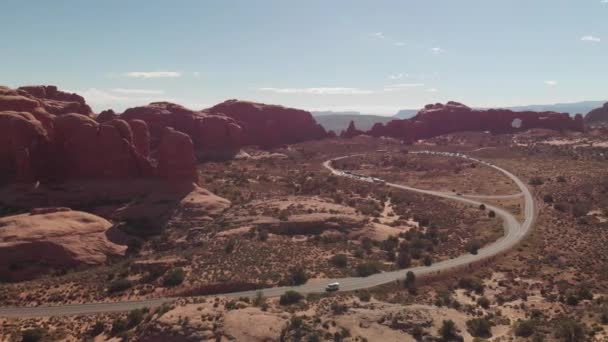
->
[1,0,606,116]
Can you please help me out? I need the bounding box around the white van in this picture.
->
[325,282,340,292]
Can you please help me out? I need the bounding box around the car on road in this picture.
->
[325,282,340,292]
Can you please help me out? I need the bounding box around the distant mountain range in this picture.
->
[312,112,393,133]
[313,101,606,132]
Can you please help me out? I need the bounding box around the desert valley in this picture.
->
[1,84,608,341]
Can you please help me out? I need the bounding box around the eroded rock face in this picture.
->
[17,85,93,116]
[121,102,243,160]
[585,102,608,125]
[0,209,126,281]
[158,127,198,182]
[0,111,50,183]
[367,101,585,142]
[207,99,327,148]
[53,114,155,179]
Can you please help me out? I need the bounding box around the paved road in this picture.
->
[0,152,535,318]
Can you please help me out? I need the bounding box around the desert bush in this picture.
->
[108,278,133,293]
[554,318,585,342]
[466,317,492,338]
[330,254,348,268]
[477,296,491,309]
[163,267,185,287]
[515,319,536,338]
[288,266,309,285]
[89,321,105,336]
[529,177,544,186]
[280,290,304,305]
[127,308,145,329]
[396,252,411,269]
[404,271,417,294]
[488,210,496,218]
[21,328,47,342]
[355,262,380,277]
[357,290,371,302]
[111,317,128,334]
[458,277,484,294]
[465,240,482,255]
[440,320,462,341]
[543,194,554,203]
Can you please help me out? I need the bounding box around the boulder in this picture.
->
[0,209,126,281]
[207,99,327,148]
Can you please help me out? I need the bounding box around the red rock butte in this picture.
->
[364,101,585,143]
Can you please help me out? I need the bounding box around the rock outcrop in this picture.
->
[585,102,608,125]
[0,209,126,281]
[207,99,327,148]
[0,111,50,183]
[158,127,198,182]
[366,101,585,143]
[121,102,243,160]
[0,86,199,184]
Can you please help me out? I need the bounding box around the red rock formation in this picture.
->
[53,114,155,179]
[207,100,327,148]
[17,85,93,116]
[585,102,608,125]
[367,101,585,142]
[340,120,365,138]
[0,209,126,281]
[0,111,50,183]
[128,119,151,157]
[158,127,198,182]
[121,102,243,160]
[96,109,118,123]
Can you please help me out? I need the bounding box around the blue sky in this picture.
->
[1,0,606,115]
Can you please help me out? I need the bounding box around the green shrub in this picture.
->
[477,296,491,309]
[279,290,304,305]
[21,328,47,342]
[163,267,185,287]
[330,254,348,268]
[355,262,380,277]
[515,319,536,338]
[89,321,105,336]
[466,317,492,338]
[288,266,309,285]
[108,278,133,293]
[466,240,482,255]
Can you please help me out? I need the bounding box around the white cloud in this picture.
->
[601,0,608,3]
[73,88,175,112]
[383,83,425,92]
[124,71,182,78]
[110,88,165,95]
[431,47,445,54]
[372,32,385,39]
[544,80,558,86]
[581,35,601,42]
[393,42,406,46]
[388,73,407,80]
[427,88,438,92]
[193,71,201,78]
[258,87,375,95]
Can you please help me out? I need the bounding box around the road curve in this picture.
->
[0,152,535,318]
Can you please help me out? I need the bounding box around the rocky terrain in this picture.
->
[585,102,608,125]
[3,85,608,341]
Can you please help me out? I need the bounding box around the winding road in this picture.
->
[0,152,535,318]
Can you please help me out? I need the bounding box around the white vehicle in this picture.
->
[325,282,340,292]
